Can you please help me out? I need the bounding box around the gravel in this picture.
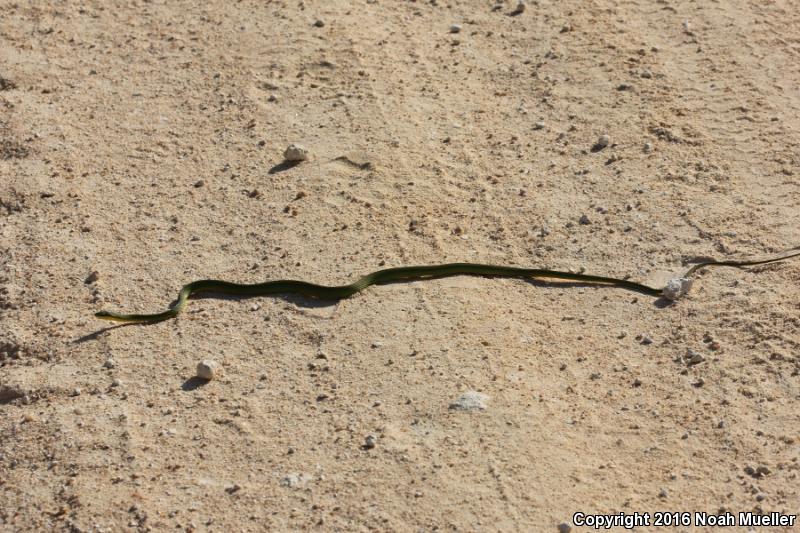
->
[196,360,221,380]
[662,277,693,300]
[449,391,489,411]
[283,144,309,162]
[686,350,705,366]
[592,134,610,151]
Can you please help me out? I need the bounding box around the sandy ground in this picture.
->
[2,0,799,531]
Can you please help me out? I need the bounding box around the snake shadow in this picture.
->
[190,291,337,309]
[520,278,674,308]
[78,277,673,339]
[77,292,340,340]
[73,322,145,343]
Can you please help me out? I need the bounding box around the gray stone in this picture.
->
[284,144,309,162]
[196,360,221,380]
[449,391,489,411]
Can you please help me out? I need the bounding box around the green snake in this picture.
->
[95,248,800,324]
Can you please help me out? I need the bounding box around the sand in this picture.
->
[1,0,799,531]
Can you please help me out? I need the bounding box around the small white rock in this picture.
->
[363,434,378,449]
[662,277,693,300]
[449,24,462,34]
[593,134,610,150]
[283,144,309,162]
[511,1,526,15]
[196,360,221,380]
[533,121,546,130]
[280,473,310,488]
[103,359,116,369]
[449,391,489,412]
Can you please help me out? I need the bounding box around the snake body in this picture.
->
[95,249,800,324]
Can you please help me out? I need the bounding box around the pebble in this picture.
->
[449,24,462,34]
[449,391,489,412]
[578,214,591,225]
[510,1,526,16]
[640,69,653,79]
[533,121,546,130]
[686,350,705,366]
[643,142,653,153]
[662,277,693,300]
[193,180,205,188]
[281,473,308,487]
[196,360,221,380]
[283,143,309,162]
[363,434,378,449]
[640,335,653,345]
[592,134,610,151]
[744,465,769,478]
[313,19,325,28]
[85,271,99,284]
[71,388,82,397]
[111,378,122,388]
[557,523,572,533]
[103,358,116,369]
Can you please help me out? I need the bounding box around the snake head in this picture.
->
[95,311,116,320]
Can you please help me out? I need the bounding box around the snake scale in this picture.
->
[95,248,800,324]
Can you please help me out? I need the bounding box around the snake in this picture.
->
[95,247,800,324]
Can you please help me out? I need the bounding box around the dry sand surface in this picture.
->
[2,0,799,531]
